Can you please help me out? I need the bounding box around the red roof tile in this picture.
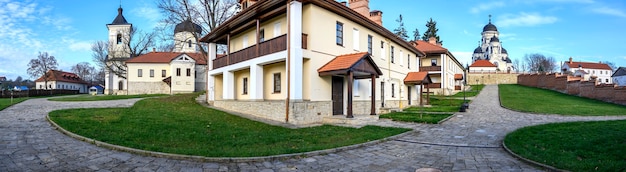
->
[318,52,369,73]
[125,52,207,65]
[34,70,87,84]
[469,60,496,67]
[454,74,464,80]
[413,40,447,54]
[564,61,612,70]
[404,71,431,84]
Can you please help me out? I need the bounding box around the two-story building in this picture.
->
[201,0,426,125]
[35,70,89,93]
[562,57,613,84]
[412,39,465,95]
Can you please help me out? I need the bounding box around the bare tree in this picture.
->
[92,27,157,79]
[524,53,557,73]
[27,52,58,89]
[601,61,617,71]
[71,62,95,83]
[513,58,521,73]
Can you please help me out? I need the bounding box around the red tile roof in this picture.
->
[318,52,369,73]
[469,60,496,67]
[125,52,207,65]
[564,61,612,70]
[413,40,447,54]
[454,74,464,80]
[34,70,87,84]
[404,71,431,84]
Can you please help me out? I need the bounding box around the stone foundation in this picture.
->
[213,100,332,125]
[128,82,170,95]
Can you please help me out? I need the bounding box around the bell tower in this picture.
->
[106,6,132,58]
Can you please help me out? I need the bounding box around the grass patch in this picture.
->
[499,84,626,116]
[48,94,166,101]
[404,98,467,113]
[504,120,626,171]
[0,97,29,110]
[380,112,453,123]
[49,93,409,157]
[449,84,485,97]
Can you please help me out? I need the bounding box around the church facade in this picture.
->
[471,17,513,72]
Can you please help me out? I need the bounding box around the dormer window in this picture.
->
[116,34,122,44]
[188,40,192,47]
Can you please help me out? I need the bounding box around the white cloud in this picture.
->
[591,7,626,18]
[69,41,92,52]
[470,2,506,14]
[451,51,474,66]
[496,12,558,27]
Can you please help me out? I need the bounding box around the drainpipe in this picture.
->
[285,0,291,123]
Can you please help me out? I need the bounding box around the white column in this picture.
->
[222,71,234,100]
[250,64,264,100]
[288,1,303,100]
[207,43,217,101]
[208,75,215,101]
[208,43,217,70]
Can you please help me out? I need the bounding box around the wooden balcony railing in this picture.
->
[455,86,462,90]
[213,34,287,69]
[425,83,441,88]
[420,66,441,72]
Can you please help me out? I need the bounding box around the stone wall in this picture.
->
[128,82,170,95]
[213,100,332,125]
[467,73,518,85]
[518,73,626,106]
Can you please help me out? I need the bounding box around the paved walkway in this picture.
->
[2,85,626,171]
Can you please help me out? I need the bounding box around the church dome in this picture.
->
[502,48,508,54]
[490,36,500,43]
[483,22,498,32]
[174,18,202,34]
[111,7,129,25]
[474,46,483,53]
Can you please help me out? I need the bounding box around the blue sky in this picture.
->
[1,0,625,81]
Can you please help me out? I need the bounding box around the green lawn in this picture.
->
[48,94,166,101]
[49,94,409,157]
[499,84,626,116]
[505,120,626,171]
[0,97,29,110]
[449,84,485,97]
[404,97,467,113]
[379,112,453,123]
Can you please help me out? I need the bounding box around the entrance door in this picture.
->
[332,76,344,115]
[407,86,412,105]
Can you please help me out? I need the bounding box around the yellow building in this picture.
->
[412,40,466,95]
[201,0,427,125]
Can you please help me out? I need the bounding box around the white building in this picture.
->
[104,6,131,95]
[562,57,613,84]
[35,70,89,93]
[611,67,626,86]
[471,16,513,72]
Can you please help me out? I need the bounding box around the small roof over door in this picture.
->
[404,71,432,85]
[317,52,383,79]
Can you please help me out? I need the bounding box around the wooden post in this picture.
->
[370,74,376,115]
[347,71,354,118]
[227,34,231,65]
[255,19,260,57]
[426,83,430,105]
[420,83,424,105]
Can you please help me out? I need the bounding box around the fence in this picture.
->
[517,73,626,106]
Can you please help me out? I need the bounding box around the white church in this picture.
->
[471,16,514,72]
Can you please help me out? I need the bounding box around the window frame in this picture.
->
[162,70,166,77]
[176,68,181,76]
[391,83,395,98]
[149,69,154,78]
[243,77,248,95]
[336,22,343,46]
[259,29,265,42]
[138,69,143,77]
[367,35,373,55]
[273,73,281,93]
[431,59,437,66]
[186,68,191,77]
[390,46,395,63]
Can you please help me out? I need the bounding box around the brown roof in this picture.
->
[564,61,612,70]
[318,52,382,78]
[404,72,431,84]
[469,60,496,67]
[454,74,464,80]
[125,52,207,65]
[413,40,447,54]
[318,52,368,72]
[34,70,88,84]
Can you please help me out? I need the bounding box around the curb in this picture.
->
[46,115,414,163]
[501,140,566,172]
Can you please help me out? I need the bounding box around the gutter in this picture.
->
[285,0,291,123]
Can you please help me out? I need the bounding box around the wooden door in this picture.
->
[407,86,412,105]
[332,76,344,115]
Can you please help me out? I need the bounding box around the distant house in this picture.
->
[35,70,89,93]
[0,76,6,82]
[125,52,207,95]
[562,57,613,84]
[13,86,29,91]
[612,67,626,86]
[469,60,497,72]
[412,39,465,95]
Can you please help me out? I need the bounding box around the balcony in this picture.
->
[425,83,441,88]
[420,66,441,72]
[213,34,308,69]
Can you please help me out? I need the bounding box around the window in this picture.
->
[243,77,248,95]
[380,41,385,60]
[353,80,360,97]
[195,71,197,78]
[367,35,373,54]
[138,69,143,77]
[176,68,181,76]
[162,70,166,77]
[336,22,343,46]
[391,83,395,98]
[116,34,122,44]
[243,35,248,47]
[259,29,265,42]
[408,54,411,69]
[431,59,437,66]
[150,69,154,77]
[188,40,192,48]
[118,81,124,90]
[606,79,609,82]
[391,46,395,63]
[186,68,191,77]
[274,22,281,37]
[273,73,281,93]
[353,28,359,50]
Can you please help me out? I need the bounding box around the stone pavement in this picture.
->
[2,85,626,171]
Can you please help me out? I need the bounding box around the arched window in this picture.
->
[118,81,124,90]
[116,34,122,44]
[188,40,192,47]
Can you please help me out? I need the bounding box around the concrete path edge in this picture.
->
[501,140,565,172]
[45,114,416,163]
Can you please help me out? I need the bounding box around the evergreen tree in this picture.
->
[412,28,420,41]
[422,18,442,45]
[393,14,409,40]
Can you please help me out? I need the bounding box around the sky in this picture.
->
[1,0,625,81]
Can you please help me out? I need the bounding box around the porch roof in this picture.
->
[404,71,432,85]
[317,52,382,79]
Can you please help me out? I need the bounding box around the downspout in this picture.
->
[285,0,291,123]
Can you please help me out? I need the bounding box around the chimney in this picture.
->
[153,48,156,52]
[569,57,572,64]
[429,37,437,45]
[369,10,383,26]
[340,1,347,6]
[348,0,370,19]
